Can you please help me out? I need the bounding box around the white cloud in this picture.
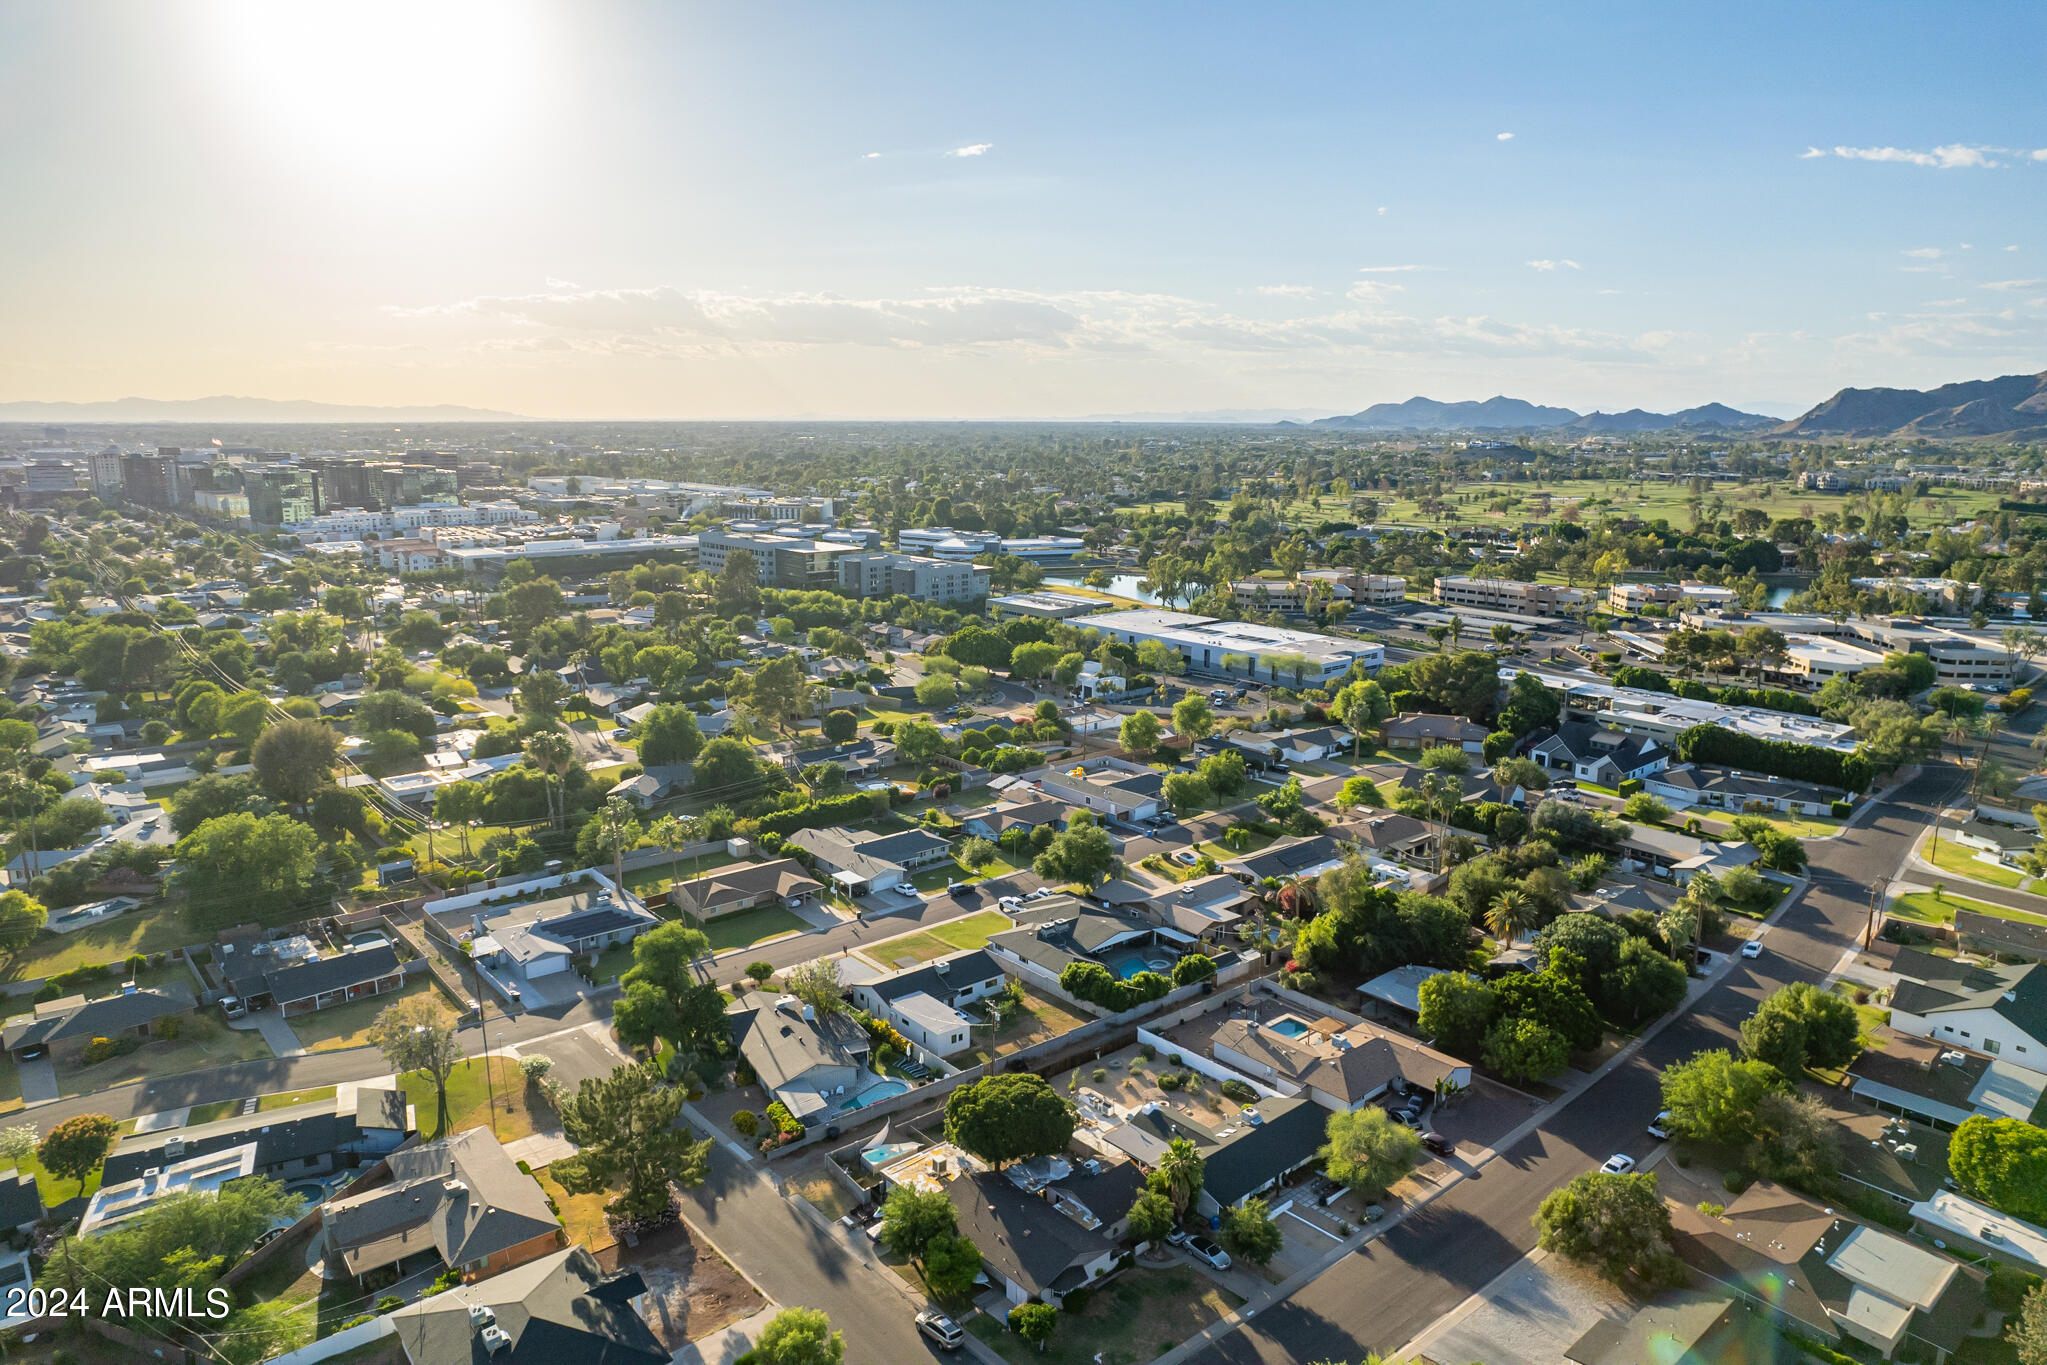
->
[948,143,993,158]
[1799,146,1827,159]
[1496,132,1515,141]
[2005,244,2021,251]
[1982,279,2047,291]
[1255,284,1319,299]
[2034,150,2047,161]
[1376,206,1388,215]
[1903,247,1945,259]
[1345,280,1405,304]
[1527,259,1581,272]
[863,152,881,159]
[1356,264,1434,274]
[1824,143,2004,168]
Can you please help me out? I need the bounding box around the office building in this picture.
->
[896,527,1086,563]
[1434,576,1588,612]
[836,551,988,603]
[1079,609,1382,683]
[121,451,182,509]
[696,528,852,589]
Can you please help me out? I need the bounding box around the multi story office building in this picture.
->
[1081,610,1382,684]
[120,451,182,509]
[836,552,988,603]
[696,528,852,589]
[1434,576,1589,613]
[896,527,1086,563]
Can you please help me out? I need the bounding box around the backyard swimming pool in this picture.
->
[841,1079,910,1111]
[1268,1017,1310,1038]
[1103,950,1174,981]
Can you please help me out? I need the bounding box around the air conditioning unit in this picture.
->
[480,1323,513,1354]
[443,1179,469,1195]
[468,1304,496,1330]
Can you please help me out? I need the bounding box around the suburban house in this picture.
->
[383,1244,668,1365]
[786,826,953,897]
[1265,727,1348,764]
[1667,1179,1990,1362]
[1383,712,1490,754]
[103,1086,412,1186]
[987,899,1200,1003]
[2,981,193,1063]
[1643,763,1845,817]
[1566,1294,1791,1365]
[962,796,1075,842]
[1208,1014,1468,1112]
[669,858,823,919]
[324,1129,564,1285]
[1909,1191,2047,1276]
[605,763,692,808]
[1886,949,2047,1076]
[1104,1093,1325,1216]
[1339,812,1445,867]
[727,990,873,1124]
[1125,874,1249,942]
[1529,723,1670,786]
[1952,908,2047,961]
[227,942,407,1017]
[1357,964,1449,1025]
[1847,1029,2046,1131]
[876,1143,1137,1308]
[1618,826,1762,885]
[1223,834,1348,884]
[469,893,661,984]
[1022,756,1163,821]
[82,1141,267,1237]
[850,949,1007,1059]
[782,737,895,780]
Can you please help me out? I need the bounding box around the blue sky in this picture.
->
[0,1,2041,418]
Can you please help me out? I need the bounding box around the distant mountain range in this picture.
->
[1771,370,2047,439]
[0,396,520,422]
[1308,395,1777,433]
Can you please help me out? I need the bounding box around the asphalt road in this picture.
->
[16,995,621,1133]
[1188,764,1966,1365]
[679,1140,948,1365]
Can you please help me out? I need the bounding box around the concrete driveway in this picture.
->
[17,1055,57,1106]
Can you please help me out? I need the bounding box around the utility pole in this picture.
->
[470,954,497,1136]
[1864,874,1891,950]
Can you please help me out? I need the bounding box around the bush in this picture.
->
[1696,1201,1724,1217]
[732,1109,759,1137]
[81,1035,120,1065]
[375,1295,405,1313]
[1830,799,1852,817]
[1219,1078,1258,1103]
[1617,778,1643,796]
[1158,1072,1184,1091]
[1137,1043,1155,1060]
[764,1101,803,1139]
[1722,1171,1747,1194]
[1091,1068,1107,1082]
[155,1016,181,1040]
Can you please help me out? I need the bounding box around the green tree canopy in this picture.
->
[1534,1170,1683,1285]
[553,1062,712,1221]
[1321,1106,1421,1194]
[944,1074,1075,1167]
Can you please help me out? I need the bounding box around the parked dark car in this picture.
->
[1421,1132,1455,1157]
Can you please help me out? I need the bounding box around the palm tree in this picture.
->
[523,730,575,831]
[649,813,703,904]
[596,795,638,894]
[1156,1137,1205,1219]
[1485,889,1534,948]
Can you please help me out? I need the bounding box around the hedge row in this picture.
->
[1674,724,1871,793]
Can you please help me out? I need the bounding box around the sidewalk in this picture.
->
[668,1305,779,1365]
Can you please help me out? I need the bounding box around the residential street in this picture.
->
[1185,764,1965,1365]
[677,1140,951,1365]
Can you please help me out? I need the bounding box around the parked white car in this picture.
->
[1600,1154,1636,1175]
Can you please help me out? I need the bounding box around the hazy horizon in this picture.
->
[2,1,2042,420]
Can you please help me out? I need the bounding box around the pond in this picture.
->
[1043,572,1178,608]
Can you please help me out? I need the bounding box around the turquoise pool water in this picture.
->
[1104,950,1174,980]
[842,1080,910,1111]
[1268,1018,1310,1038]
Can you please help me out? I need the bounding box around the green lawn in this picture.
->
[191,1083,341,1125]
[700,904,809,954]
[288,977,441,1053]
[1686,809,1848,840]
[863,910,1012,966]
[1923,837,2026,887]
[629,852,743,897]
[0,1148,105,1206]
[1890,889,2047,927]
[1,904,195,982]
[399,1055,541,1142]
[536,1165,616,1250]
[57,1011,272,1096]
[968,1266,1244,1365]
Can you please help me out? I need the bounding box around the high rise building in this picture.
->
[121,451,182,509]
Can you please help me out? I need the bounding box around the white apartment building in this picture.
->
[1607,581,1738,612]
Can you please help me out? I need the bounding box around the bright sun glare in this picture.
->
[202,0,547,177]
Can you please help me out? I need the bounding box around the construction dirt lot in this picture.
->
[623,1218,767,1349]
